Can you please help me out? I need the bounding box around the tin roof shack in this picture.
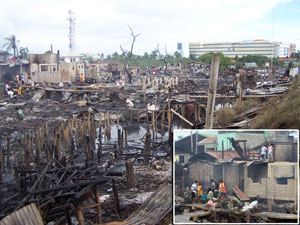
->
[187,155,244,193]
[30,52,84,83]
[175,133,215,164]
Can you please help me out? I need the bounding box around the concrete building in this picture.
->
[60,53,83,63]
[0,50,10,63]
[189,40,296,58]
[274,42,290,58]
[189,40,275,58]
[289,43,297,56]
[29,52,85,83]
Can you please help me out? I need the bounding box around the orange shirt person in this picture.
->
[219,180,226,197]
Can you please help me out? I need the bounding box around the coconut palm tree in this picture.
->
[3,35,19,58]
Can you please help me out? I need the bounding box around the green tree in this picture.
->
[174,51,182,59]
[197,52,234,71]
[288,61,294,69]
[3,34,19,58]
[19,47,29,59]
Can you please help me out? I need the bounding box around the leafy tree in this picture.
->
[3,34,19,58]
[19,47,29,59]
[174,51,182,59]
[197,52,234,71]
[288,61,294,69]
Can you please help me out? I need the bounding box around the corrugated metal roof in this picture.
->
[199,137,217,144]
[0,203,44,225]
[205,150,240,160]
[123,183,172,225]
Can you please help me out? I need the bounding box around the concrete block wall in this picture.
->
[223,164,241,192]
[274,143,295,162]
[188,162,222,190]
[244,162,297,201]
[236,133,265,149]
[245,177,268,198]
[268,162,297,201]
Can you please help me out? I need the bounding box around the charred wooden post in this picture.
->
[6,134,11,168]
[94,186,102,224]
[112,179,120,214]
[205,54,220,129]
[125,159,136,188]
[64,126,69,153]
[144,127,151,160]
[161,110,165,130]
[76,205,85,225]
[75,119,79,148]
[116,111,119,129]
[35,130,41,168]
[97,127,102,162]
[151,112,155,140]
[118,129,122,153]
[87,112,91,136]
[13,145,17,168]
[124,127,128,147]
[57,132,62,161]
[45,122,51,150]
[107,112,111,140]
[0,148,3,183]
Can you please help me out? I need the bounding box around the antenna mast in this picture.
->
[67,10,76,54]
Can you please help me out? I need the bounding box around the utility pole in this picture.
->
[205,54,220,129]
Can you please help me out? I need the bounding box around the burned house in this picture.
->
[177,130,298,204]
[175,133,216,164]
[29,52,85,83]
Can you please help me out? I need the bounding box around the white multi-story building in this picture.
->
[274,42,290,58]
[189,39,295,58]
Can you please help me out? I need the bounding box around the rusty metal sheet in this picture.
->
[0,203,44,225]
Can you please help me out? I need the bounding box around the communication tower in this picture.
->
[67,10,76,53]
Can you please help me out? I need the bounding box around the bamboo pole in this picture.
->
[171,109,194,126]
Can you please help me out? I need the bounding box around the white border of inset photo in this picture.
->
[173,129,299,224]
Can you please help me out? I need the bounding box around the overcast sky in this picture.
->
[0,0,299,57]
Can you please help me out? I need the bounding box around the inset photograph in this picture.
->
[174,130,299,224]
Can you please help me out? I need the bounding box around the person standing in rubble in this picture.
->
[197,183,203,203]
[268,143,274,161]
[219,180,226,198]
[190,181,198,203]
[260,144,267,160]
[211,179,216,191]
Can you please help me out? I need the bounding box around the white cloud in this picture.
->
[0,0,296,56]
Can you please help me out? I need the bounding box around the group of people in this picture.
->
[15,74,25,85]
[190,179,227,203]
[260,143,274,161]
